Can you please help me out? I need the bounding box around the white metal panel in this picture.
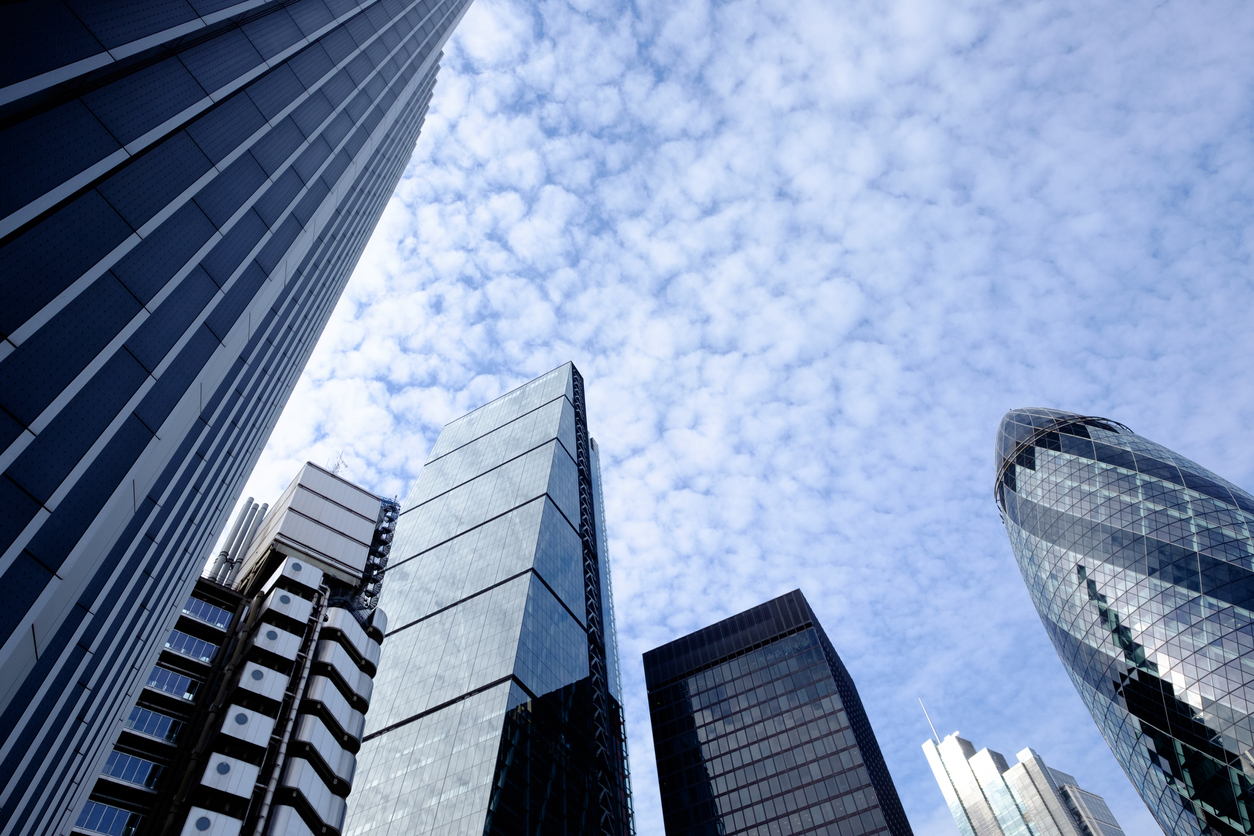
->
[314,641,373,706]
[250,624,302,662]
[219,704,275,748]
[201,753,260,799]
[260,556,323,597]
[294,713,356,785]
[323,608,380,670]
[181,808,243,836]
[237,662,289,704]
[264,805,315,836]
[298,464,382,520]
[258,588,313,625]
[274,513,368,577]
[289,487,375,543]
[304,676,364,743]
[280,757,346,830]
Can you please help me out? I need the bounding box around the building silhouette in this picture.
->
[344,363,635,836]
[997,408,1254,836]
[643,590,913,836]
[923,731,1125,836]
[0,1,471,831]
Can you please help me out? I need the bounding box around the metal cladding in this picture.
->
[996,407,1254,836]
[0,1,472,831]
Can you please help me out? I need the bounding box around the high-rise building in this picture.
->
[69,461,397,836]
[643,590,913,836]
[0,1,471,832]
[344,363,634,836]
[923,731,1126,836]
[996,407,1254,836]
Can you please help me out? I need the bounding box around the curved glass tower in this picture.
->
[996,408,1254,836]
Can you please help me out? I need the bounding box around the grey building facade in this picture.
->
[344,363,635,836]
[643,590,913,836]
[0,1,471,832]
[923,731,1125,836]
[997,408,1254,836]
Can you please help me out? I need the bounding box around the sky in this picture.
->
[231,0,1254,831]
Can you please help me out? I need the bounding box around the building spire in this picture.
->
[920,698,940,743]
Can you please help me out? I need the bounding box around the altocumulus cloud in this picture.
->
[232,0,1254,831]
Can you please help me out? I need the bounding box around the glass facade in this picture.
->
[345,362,634,836]
[922,731,1126,836]
[644,589,913,836]
[996,407,1254,836]
[0,1,472,832]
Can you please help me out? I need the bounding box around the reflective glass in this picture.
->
[645,591,912,836]
[997,408,1254,836]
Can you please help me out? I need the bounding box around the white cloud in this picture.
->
[231,0,1254,831]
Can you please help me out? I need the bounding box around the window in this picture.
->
[146,666,199,701]
[74,801,141,836]
[101,751,163,790]
[165,630,218,663]
[124,706,182,743]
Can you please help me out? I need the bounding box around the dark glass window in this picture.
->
[645,592,910,836]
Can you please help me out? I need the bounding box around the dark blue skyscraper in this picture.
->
[997,408,1254,836]
[644,590,913,836]
[0,2,471,832]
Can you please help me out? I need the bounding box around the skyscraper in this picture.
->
[344,363,634,836]
[72,462,396,836]
[0,2,471,832]
[996,407,1254,836]
[923,731,1126,836]
[643,590,913,836]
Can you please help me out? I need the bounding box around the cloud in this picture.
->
[232,0,1254,831]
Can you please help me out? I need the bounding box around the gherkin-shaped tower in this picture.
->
[996,408,1254,836]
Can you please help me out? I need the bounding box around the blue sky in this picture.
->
[234,0,1254,831]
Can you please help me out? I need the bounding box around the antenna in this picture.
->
[328,450,347,475]
[920,698,940,743]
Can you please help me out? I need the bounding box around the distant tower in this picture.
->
[643,589,913,836]
[923,731,1126,836]
[0,0,472,831]
[996,408,1254,836]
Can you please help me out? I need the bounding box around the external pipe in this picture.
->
[209,499,252,580]
[218,502,259,583]
[250,584,328,836]
[227,503,268,586]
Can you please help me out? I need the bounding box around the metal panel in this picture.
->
[219,704,275,749]
[201,753,261,799]
[237,661,289,705]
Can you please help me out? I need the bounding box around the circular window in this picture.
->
[279,595,291,604]
[291,562,302,571]
[195,817,211,832]
[251,670,264,681]
[266,630,278,641]
[234,713,248,725]
[217,761,230,775]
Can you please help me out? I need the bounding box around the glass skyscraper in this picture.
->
[0,2,471,832]
[923,731,1126,836]
[997,407,1254,836]
[643,590,913,836]
[344,363,634,836]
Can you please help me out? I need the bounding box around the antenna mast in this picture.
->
[920,698,941,743]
